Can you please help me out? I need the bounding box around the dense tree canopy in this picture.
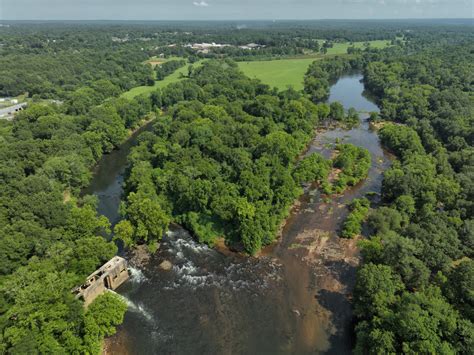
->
[0,46,156,352]
[118,60,322,254]
[0,20,472,353]
[354,38,474,353]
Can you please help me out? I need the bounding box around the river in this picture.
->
[89,74,391,354]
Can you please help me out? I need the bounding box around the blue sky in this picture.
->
[1,0,473,20]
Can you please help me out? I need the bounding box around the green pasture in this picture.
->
[318,39,391,55]
[238,58,318,91]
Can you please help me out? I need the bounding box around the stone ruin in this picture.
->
[72,256,130,307]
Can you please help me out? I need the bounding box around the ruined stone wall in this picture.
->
[73,256,130,307]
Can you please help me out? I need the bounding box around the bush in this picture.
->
[332,143,371,193]
[293,153,331,184]
[341,198,370,238]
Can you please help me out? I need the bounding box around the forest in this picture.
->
[0,53,160,351]
[353,39,473,353]
[0,20,472,353]
[117,60,324,253]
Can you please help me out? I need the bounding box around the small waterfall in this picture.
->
[128,266,147,283]
[108,290,154,323]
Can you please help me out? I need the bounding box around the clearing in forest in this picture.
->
[238,40,391,90]
[122,59,204,99]
[238,58,317,91]
[317,39,391,55]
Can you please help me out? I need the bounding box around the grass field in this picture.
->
[124,40,391,97]
[238,58,318,91]
[238,40,391,90]
[318,40,391,55]
[122,60,204,99]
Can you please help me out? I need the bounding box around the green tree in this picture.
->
[113,220,135,248]
[330,101,345,121]
[83,292,127,353]
[126,192,171,244]
[354,263,404,319]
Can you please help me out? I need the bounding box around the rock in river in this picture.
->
[159,260,173,271]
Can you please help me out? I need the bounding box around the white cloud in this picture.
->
[193,1,209,7]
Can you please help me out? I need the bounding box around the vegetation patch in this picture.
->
[317,39,391,55]
[331,143,371,193]
[341,198,370,238]
[122,59,204,99]
[117,60,326,255]
[293,153,332,185]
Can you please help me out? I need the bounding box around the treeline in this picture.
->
[0,77,157,352]
[353,41,474,353]
[0,49,153,98]
[115,60,333,254]
[304,56,363,102]
[156,59,187,80]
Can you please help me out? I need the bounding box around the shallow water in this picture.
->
[90,74,389,354]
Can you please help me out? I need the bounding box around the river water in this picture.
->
[89,74,391,354]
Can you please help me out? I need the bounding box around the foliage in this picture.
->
[341,198,370,238]
[293,153,331,185]
[354,37,474,354]
[120,60,320,254]
[83,292,127,354]
[156,59,187,80]
[332,143,371,193]
[0,28,158,352]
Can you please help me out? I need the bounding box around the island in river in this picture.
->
[89,73,391,354]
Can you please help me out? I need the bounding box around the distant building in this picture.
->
[239,43,265,50]
[0,102,27,120]
[186,42,231,51]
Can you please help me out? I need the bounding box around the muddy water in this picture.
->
[96,74,390,354]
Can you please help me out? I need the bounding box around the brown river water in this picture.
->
[87,74,391,354]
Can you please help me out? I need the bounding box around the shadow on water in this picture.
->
[82,121,155,227]
[99,74,390,354]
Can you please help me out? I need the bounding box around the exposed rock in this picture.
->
[129,244,152,268]
[159,260,173,271]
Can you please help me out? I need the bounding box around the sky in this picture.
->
[1,0,473,20]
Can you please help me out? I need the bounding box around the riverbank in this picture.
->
[101,73,390,354]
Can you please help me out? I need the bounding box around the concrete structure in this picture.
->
[185,42,231,53]
[72,256,130,307]
[239,43,265,50]
[0,102,27,119]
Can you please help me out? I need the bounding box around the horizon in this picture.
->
[1,18,472,21]
[1,0,473,21]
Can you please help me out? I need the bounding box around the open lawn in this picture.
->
[122,60,204,99]
[318,39,391,55]
[238,58,317,91]
[237,40,391,90]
